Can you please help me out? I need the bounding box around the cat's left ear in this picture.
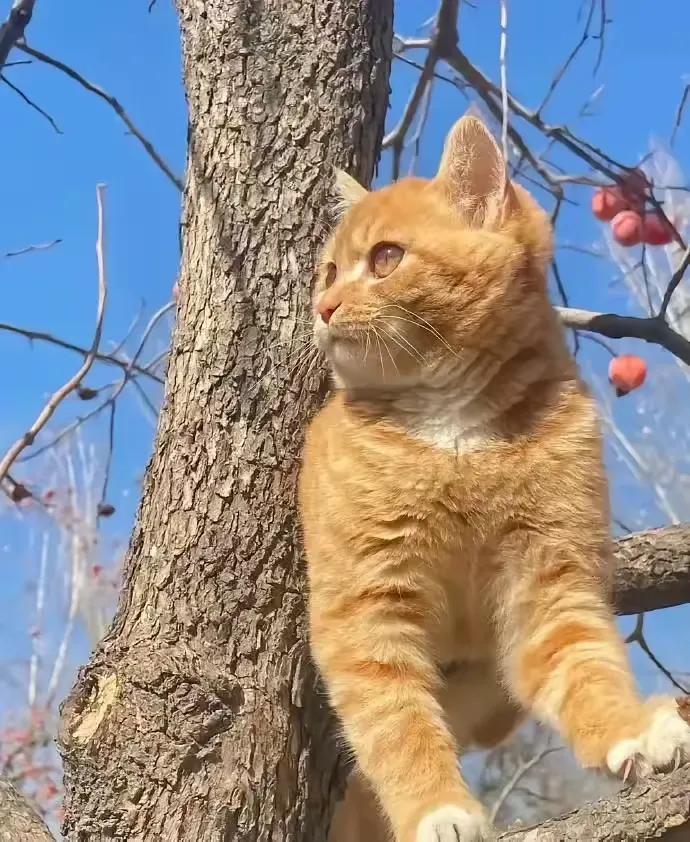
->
[333,168,368,215]
[435,116,515,228]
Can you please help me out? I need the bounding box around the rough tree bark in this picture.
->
[58,1,392,839]
[0,779,53,842]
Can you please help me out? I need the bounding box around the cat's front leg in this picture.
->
[310,581,493,842]
[497,537,690,779]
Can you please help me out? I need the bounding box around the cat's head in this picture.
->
[313,116,553,390]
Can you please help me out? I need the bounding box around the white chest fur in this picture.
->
[395,356,501,455]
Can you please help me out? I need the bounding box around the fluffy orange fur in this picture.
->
[298,117,690,842]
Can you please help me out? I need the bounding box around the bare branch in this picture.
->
[498,0,509,163]
[0,322,164,384]
[17,43,183,191]
[4,238,61,258]
[0,0,36,67]
[536,1,596,116]
[671,83,690,147]
[385,0,459,179]
[1,72,61,133]
[500,762,690,840]
[613,525,690,615]
[658,245,690,320]
[489,746,561,823]
[626,614,689,694]
[557,306,690,366]
[0,184,109,483]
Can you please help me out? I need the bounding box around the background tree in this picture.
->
[1,1,690,840]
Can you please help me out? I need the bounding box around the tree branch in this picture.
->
[0,0,35,68]
[17,43,183,191]
[0,322,164,383]
[0,184,108,483]
[0,777,54,842]
[613,525,690,615]
[557,307,690,366]
[500,763,690,840]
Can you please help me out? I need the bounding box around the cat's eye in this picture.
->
[370,243,404,279]
[324,262,337,288]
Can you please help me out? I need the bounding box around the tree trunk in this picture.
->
[58,2,392,839]
[0,779,54,842]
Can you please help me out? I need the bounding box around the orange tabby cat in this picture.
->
[298,116,690,842]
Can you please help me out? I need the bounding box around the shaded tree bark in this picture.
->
[501,763,690,841]
[613,525,690,615]
[58,1,392,839]
[0,779,54,842]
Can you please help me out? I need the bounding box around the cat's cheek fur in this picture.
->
[414,805,495,842]
[606,697,690,779]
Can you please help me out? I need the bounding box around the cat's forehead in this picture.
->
[331,177,447,252]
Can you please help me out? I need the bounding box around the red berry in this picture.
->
[591,187,628,221]
[10,483,31,503]
[608,355,647,397]
[611,210,643,247]
[641,212,674,246]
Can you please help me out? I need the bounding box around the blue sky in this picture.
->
[0,1,688,715]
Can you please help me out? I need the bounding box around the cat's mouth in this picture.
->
[315,319,365,350]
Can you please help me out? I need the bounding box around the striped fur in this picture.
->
[299,117,689,842]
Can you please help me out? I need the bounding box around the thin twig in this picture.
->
[99,401,116,512]
[4,237,61,258]
[658,245,690,320]
[536,0,596,116]
[671,83,690,147]
[498,0,509,164]
[18,43,183,191]
[0,184,109,483]
[385,0,459,180]
[1,72,62,133]
[626,614,689,694]
[489,746,561,823]
[0,322,163,383]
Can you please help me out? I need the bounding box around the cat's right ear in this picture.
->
[333,168,368,215]
[435,116,513,228]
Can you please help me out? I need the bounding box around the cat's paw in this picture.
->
[415,805,495,842]
[607,698,690,782]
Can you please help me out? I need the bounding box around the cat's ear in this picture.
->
[333,168,368,215]
[435,116,513,227]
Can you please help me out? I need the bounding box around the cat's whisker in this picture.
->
[286,344,318,379]
[271,329,313,345]
[375,318,426,364]
[377,302,461,359]
[371,326,386,379]
[375,326,400,376]
[374,321,416,365]
[302,347,322,385]
[292,346,320,385]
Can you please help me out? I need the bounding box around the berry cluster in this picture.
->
[592,170,673,247]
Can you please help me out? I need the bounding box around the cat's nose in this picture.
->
[318,301,341,325]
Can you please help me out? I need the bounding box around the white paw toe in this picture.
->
[416,805,494,842]
[607,700,690,780]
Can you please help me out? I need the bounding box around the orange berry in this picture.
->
[608,355,647,396]
[611,210,643,246]
[591,187,628,221]
[641,212,674,246]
